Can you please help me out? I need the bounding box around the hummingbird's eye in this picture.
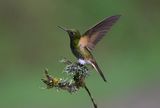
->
[70,32,75,36]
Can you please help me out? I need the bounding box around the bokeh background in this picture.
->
[0,0,160,108]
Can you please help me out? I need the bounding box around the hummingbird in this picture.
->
[58,15,120,82]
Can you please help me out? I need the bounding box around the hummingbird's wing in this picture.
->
[80,15,120,50]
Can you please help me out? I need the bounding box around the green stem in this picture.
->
[84,85,97,108]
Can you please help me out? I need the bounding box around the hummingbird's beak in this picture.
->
[57,26,68,32]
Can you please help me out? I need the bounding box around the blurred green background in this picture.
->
[0,0,160,108]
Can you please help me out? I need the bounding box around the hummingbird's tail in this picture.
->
[90,60,107,82]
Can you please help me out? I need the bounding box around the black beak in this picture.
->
[57,26,68,32]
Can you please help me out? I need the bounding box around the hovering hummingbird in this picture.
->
[58,15,120,82]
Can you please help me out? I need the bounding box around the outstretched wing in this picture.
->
[79,15,121,51]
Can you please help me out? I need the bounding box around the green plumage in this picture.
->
[58,15,121,82]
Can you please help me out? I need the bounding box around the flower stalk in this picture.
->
[41,58,97,108]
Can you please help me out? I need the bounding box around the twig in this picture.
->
[84,85,97,108]
[41,58,97,108]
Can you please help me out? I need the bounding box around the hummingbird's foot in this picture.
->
[76,62,84,67]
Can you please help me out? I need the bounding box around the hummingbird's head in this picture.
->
[58,26,81,39]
